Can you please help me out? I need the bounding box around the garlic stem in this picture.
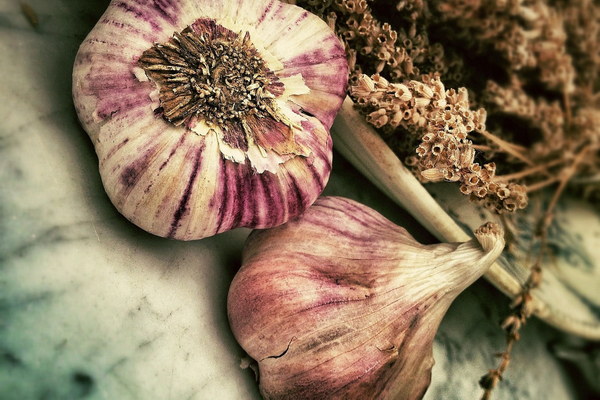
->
[428,222,505,296]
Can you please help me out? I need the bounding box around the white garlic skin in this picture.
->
[228,196,504,400]
[72,0,347,240]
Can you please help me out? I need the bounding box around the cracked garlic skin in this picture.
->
[228,196,504,400]
[72,0,347,240]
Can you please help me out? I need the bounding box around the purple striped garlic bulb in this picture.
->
[72,0,347,240]
[228,196,505,400]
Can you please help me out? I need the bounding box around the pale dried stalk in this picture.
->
[477,130,534,166]
[495,158,565,183]
[526,176,563,193]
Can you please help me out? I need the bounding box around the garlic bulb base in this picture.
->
[138,19,292,132]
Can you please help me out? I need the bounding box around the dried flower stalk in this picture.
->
[479,144,592,399]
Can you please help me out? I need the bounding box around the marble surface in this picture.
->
[0,0,594,399]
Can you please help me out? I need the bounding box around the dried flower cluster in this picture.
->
[351,73,527,213]
[292,0,600,208]
[483,78,600,189]
[290,0,528,214]
[433,0,575,92]
[432,0,600,204]
[287,0,434,83]
[482,79,565,155]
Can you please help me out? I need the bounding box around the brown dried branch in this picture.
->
[479,144,591,399]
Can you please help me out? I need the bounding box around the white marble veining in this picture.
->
[0,0,592,399]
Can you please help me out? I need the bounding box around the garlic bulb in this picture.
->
[228,196,505,400]
[72,0,347,240]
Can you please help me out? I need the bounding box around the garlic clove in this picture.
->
[228,196,504,400]
[72,0,347,240]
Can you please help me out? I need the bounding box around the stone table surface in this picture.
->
[0,0,594,399]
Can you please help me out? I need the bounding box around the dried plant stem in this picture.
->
[472,144,494,152]
[572,173,600,184]
[562,89,573,128]
[495,158,565,182]
[478,130,533,166]
[479,213,546,399]
[479,144,591,400]
[479,257,544,400]
[544,145,592,215]
[526,145,592,193]
[526,176,562,193]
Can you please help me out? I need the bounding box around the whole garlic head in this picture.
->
[72,0,347,240]
[228,196,505,400]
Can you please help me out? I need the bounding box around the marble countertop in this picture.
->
[0,1,595,399]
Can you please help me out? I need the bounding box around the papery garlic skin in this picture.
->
[72,0,347,240]
[228,196,504,400]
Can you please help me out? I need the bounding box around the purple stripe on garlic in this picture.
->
[72,0,347,240]
[228,196,505,400]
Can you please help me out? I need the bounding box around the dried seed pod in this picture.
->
[72,0,347,240]
[228,196,504,400]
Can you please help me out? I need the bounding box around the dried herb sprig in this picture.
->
[479,144,592,400]
[291,0,530,214]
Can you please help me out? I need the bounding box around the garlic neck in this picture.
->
[424,222,505,297]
